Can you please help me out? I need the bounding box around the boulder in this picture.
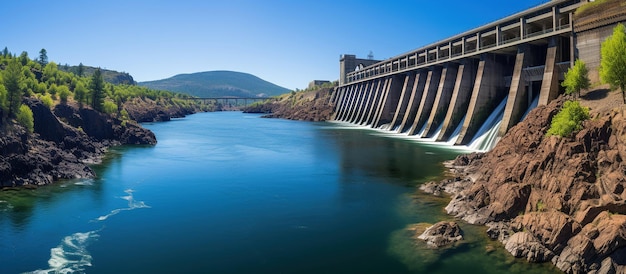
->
[504,232,554,263]
[417,221,463,248]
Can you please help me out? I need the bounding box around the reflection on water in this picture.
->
[0,112,560,273]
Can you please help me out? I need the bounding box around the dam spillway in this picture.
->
[332,0,585,150]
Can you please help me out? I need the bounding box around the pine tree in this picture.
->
[3,59,23,118]
[77,62,85,77]
[89,68,105,111]
[38,48,48,67]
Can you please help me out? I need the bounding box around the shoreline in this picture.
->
[419,95,626,273]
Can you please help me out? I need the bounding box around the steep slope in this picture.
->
[425,90,626,273]
[243,87,335,122]
[138,70,291,98]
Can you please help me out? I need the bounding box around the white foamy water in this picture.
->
[24,189,150,273]
[94,189,150,222]
[26,230,99,274]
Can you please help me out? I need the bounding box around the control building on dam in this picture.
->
[331,0,622,151]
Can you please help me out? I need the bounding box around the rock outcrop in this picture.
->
[417,221,464,248]
[0,98,157,188]
[122,97,200,122]
[243,88,335,122]
[430,97,626,273]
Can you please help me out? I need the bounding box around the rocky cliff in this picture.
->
[0,98,156,188]
[243,88,335,122]
[425,95,626,273]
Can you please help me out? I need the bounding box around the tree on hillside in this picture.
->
[89,68,105,111]
[600,23,626,104]
[3,59,24,118]
[77,62,85,77]
[74,81,88,107]
[1,47,8,57]
[18,51,29,66]
[38,48,48,67]
[562,59,590,99]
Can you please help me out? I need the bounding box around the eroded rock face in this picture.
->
[436,97,626,273]
[0,98,158,188]
[243,88,335,122]
[505,232,555,262]
[417,221,463,248]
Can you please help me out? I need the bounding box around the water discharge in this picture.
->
[467,96,508,152]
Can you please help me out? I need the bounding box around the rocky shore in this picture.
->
[421,96,626,273]
[243,87,335,121]
[0,98,156,188]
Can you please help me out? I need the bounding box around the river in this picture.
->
[0,111,559,273]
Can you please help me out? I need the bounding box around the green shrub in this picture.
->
[16,104,34,133]
[103,100,118,115]
[546,100,590,137]
[58,85,71,103]
[38,93,54,109]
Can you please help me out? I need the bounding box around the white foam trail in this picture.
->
[73,179,94,186]
[93,189,150,222]
[26,230,99,274]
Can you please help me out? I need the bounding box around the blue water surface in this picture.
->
[0,112,559,273]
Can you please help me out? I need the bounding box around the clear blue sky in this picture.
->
[1,0,549,90]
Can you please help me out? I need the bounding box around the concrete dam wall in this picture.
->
[332,0,617,151]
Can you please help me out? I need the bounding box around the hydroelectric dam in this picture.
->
[331,0,619,151]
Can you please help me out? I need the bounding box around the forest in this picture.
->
[0,47,214,132]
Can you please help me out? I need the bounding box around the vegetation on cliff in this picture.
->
[546,100,590,137]
[0,47,217,125]
[0,47,216,188]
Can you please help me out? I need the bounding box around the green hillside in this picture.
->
[59,64,135,85]
[138,70,291,98]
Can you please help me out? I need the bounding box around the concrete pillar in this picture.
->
[424,64,459,138]
[345,82,368,122]
[456,54,506,145]
[538,39,560,106]
[437,61,476,142]
[398,72,427,133]
[331,87,347,120]
[337,84,357,121]
[336,85,354,121]
[499,46,531,137]
[373,75,404,128]
[357,80,379,125]
[364,78,389,126]
[389,73,416,130]
[408,67,443,136]
[349,81,371,123]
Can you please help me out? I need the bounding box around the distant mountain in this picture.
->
[59,64,135,85]
[138,71,291,98]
